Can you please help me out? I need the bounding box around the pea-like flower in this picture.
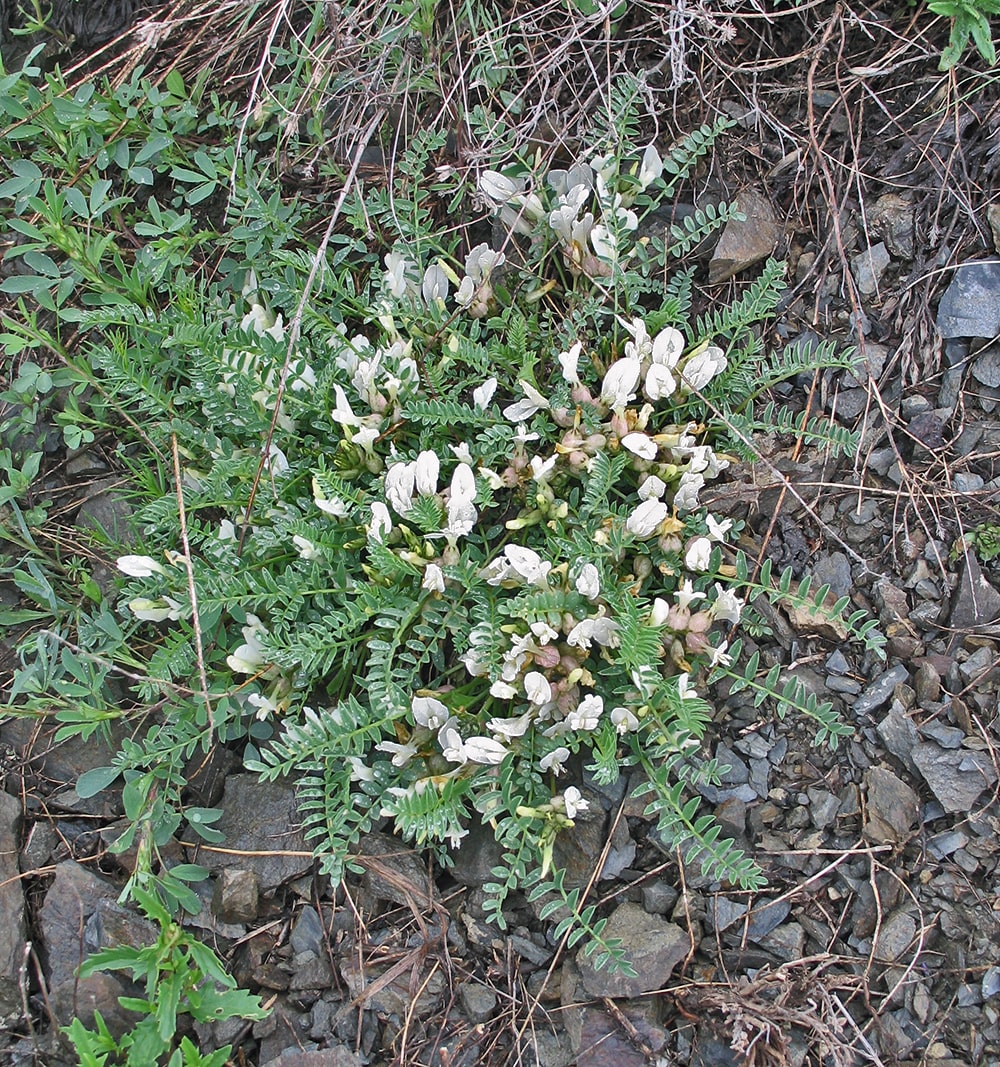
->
[673,471,705,512]
[503,380,551,423]
[128,596,181,622]
[538,746,570,774]
[524,671,553,705]
[638,474,667,501]
[575,563,601,600]
[681,345,727,391]
[566,693,603,731]
[368,502,392,543]
[710,583,744,625]
[626,499,668,538]
[560,786,589,819]
[621,432,657,460]
[422,563,446,593]
[558,341,583,384]
[601,356,641,411]
[684,536,713,572]
[412,695,450,730]
[472,377,498,410]
[117,554,167,578]
[611,706,640,734]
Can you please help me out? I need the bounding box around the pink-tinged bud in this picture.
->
[371,392,388,414]
[551,407,575,428]
[686,630,711,654]
[567,450,589,469]
[667,605,691,630]
[534,644,562,669]
[609,412,630,437]
[687,610,713,633]
[571,384,595,405]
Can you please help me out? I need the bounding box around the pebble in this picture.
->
[954,472,985,493]
[911,744,998,813]
[913,661,941,705]
[874,910,917,963]
[641,881,679,917]
[852,664,910,717]
[863,767,920,845]
[876,705,919,773]
[927,829,969,859]
[826,649,850,675]
[852,242,890,295]
[918,721,965,749]
[936,259,1000,339]
[708,189,782,283]
[959,644,996,683]
[459,982,497,1023]
[758,922,805,962]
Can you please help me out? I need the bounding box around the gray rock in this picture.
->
[210,775,312,892]
[641,881,679,916]
[918,721,965,749]
[0,793,26,981]
[972,346,1000,388]
[509,933,552,967]
[449,820,503,887]
[577,903,689,998]
[707,896,747,933]
[459,982,497,1023]
[959,644,995,683]
[709,189,782,284]
[357,830,437,908]
[530,1030,575,1067]
[852,242,890,295]
[863,768,919,845]
[746,899,791,940]
[937,260,1000,339]
[844,344,888,387]
[576,1007,649,1067]
[911,744,998,813]
[831,388,868,420]
[757,921,805,962]
[213,869,259,924]
[876,705,919,773]
[260,1049,364,1067]
[870,194,915,259]
[84,899,157,955]
[552,791,608,888]
[874,910,917,963]
[290,906,325,956]
[74,478,136,596]
[714,743,749,785]
[807,788,840,830]
[874,579,909,625]
[810,552,853,598]
[927,829,968,859]
[913,661,941,705]
[826,648,850,675]
[852,664,910,717]
[982,965,1000,999]
[39,862,119,988]
[954,472,985,493]
[599,819,636,881]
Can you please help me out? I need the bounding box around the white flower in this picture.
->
[621,317,654,361]
[652,327,684,367]
[710,583,744,625]
[117,554,166,578]
[681,345,727,391]
[490,680,518,699]
[479,170,521,202]
[566,694,603,731]
[685,536,713,572]
[686,445,729,479]
[473,377,498,410]
[707,641,733,668]
[503,380,551,423]
[539,747,570,774]
[330,384,361,427]
[677,672,699,700]
[530,620,560,644]
[412,695,450,730]
[128,597,181,622]
[530,454,557,482]
[638,474,667,501]
[621,432,657,460]
[313,479,348,518]
[414,450,440,496]
[575,563,601,600]
[376,739,418,767]
[486,711,533,739]
[638,144,663,190]
[422,263,450,306]
[626,499,668,538]
[590,224,617,263]
[227,616,273,676]
[676,579,707,611]
[558,341,582,384]
[347,756,375,782]
[465,243,505,280]
[446,462,478,537]
[368,502,392,543]
[648,597,671,627]
[643,363,677,401]
[601,357,641,410]
[524,671,553,706]
[422,563,446,593]
[450,442,474,464]
[673,471,705,512]
[463,736,509,765]
[707,514,733,541]
[561,786,589,819]
[504,545,551,586]
[218,519,237,542]
[292,534,320,560]
[611,706,640,734]
[566,616,620,649]
[383,251,414,298]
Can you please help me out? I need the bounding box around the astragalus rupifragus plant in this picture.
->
[89,125,874,974]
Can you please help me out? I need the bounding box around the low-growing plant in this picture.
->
[0,34,882,1030]
[927,0,998,68]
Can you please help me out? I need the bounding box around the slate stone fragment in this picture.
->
[911,744,998,813]
[863,767,919,844]
[937,260,1000,339]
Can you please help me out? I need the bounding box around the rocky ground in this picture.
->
[2,1,1000,1065]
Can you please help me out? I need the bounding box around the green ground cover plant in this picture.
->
[0,9,886,1060]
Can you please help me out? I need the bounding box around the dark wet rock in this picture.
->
[509,932,553,967]
[807,788,840,829]
[692,1024,742,1067]
[958,644,996,683]
[873,579,909,624]
[937,260,1000,339]
[84,899,157,955]
[20,819,57,872]
[459,982,497,1022]
[826,648,850,675]
[852,241,890,295]
[913,661,941,705]
[709,189,782,283]
[210,775,312,893]
[746,899,791,940]
[0,793,26,984]
[852,664,910,717]
[918,721,965,748]
[863,767,919,845]
[213,869,260,924]
[531,1029,575,1067]
[874,910,917,963]
[830,388,868,420]
[911,744,998,813]
[577,903,689,998]
[876,704,919,773]
[552,791,608,888]
[448,819,503,887]
[75,477,136,595]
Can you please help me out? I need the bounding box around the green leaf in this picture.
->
[77,766,122,798]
